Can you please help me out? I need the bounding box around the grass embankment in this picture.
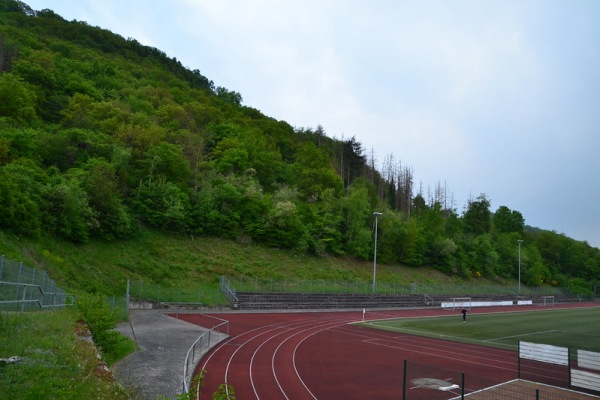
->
[363,307,600,351]
[0,308,135,400]
[0,228,473,303]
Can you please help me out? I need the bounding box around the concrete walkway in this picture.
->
[113,310,222,400]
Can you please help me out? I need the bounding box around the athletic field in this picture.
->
[178,303,600,399]
[363,307,600,352]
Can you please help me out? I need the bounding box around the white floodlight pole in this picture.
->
[518,239,523,295]
[373,212,382,293]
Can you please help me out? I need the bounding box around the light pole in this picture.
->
[518,239,523,295]
[372,212,382,293]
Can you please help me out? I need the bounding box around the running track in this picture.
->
[175,303,597,400]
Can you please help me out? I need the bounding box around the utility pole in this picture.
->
[373,212,382,293]
[518,240,523,295]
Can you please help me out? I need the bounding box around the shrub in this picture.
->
[75,292,119,354]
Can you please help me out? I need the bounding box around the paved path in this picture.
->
[113,310,213,400]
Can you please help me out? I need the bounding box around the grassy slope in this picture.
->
[0,308,132,400]
[0,227,471,300]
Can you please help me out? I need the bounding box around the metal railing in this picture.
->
[0,255,73,311]
[220,276,238,305]
[182,315,230,394]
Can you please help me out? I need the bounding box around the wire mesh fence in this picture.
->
[127,280,225,309]
[227,275,570,297]
[0,255,73,311]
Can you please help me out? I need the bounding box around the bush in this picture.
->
[75,292,119,354]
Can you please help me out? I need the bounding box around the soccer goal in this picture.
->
[538,295,555,306]
[442,297,471,311]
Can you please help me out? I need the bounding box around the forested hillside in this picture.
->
[1,0,598,296]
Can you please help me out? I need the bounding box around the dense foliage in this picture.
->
[1,0,598,295]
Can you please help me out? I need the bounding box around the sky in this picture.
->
[24,1,600,248]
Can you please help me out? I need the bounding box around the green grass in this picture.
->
[362,306,600,352]
[0,228,493,306]
[0,309,131,400]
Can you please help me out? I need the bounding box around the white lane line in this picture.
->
[483,329,558,342]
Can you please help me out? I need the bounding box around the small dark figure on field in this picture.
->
[461,308,467,323]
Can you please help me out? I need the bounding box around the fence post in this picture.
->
[461,372,465,399]
[568,347,572,389]
[517,341,521,378]
[0,255,4,279]
[21,285,27,312]
[126,279,130,318]
[402,359,407,400]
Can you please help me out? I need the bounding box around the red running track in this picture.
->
[175,303,597,400]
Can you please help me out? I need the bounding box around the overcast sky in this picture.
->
[24,1,600,248]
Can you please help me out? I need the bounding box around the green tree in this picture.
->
[340,184,372,259]
[215,86,242,106]
[493,205,524,233]
[0,164,42,235]
[139,142,191,188]
[0,73,37,123]
[0,127,38,164]
[190,175,243,239]
[81,158,133,240]
[135,177,189,232]
[463,194,492,236]
[467,234,500,277]
[340,136,366,187]
[493,232,523,278]
[299,188,344,256]
[44,176,96,243]
[264,196,308,250]
[378,212,405,264]
[212,137,250,175]
[293,143,343,201]
[0,158,48,235]
[418,202,445,261]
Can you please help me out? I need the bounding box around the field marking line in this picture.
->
[362,337,516,371]
[484,329,558,342]
[365,323,472,342]
[362,322,522,350]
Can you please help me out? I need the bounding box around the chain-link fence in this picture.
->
[226,275,572,297]
[127,280,225,310]
[0,255,73,311]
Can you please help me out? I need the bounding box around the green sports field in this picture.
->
[364,307,600,352]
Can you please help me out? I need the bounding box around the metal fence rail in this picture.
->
[182,316,230,394]
[0,255,73,311]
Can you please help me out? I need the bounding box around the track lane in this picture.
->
[199,313,360,399]
[179,303,597,399]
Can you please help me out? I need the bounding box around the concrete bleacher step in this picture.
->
[230,292,575,310]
